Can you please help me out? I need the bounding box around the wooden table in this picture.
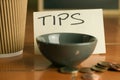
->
[0,11,120,80]
[0,44,120,80]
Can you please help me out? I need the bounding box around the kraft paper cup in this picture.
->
[0,0,28,58]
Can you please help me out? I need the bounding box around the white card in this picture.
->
[33,9,106,54]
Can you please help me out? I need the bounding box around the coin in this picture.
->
[79,67,92,73]
[81,72,100,80]
[71,70,78,80]
[59,67,79,73]
[91,66,107,72]
[109,63,120,72]
[97,61,110,67]
[95,64,109,70]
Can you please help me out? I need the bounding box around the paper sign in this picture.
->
[33,9,106,54]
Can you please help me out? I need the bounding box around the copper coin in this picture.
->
[109,63,120,71]
[81,72,100,80]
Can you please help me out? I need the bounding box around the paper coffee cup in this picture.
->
[0,0,28,58]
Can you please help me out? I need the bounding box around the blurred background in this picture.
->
[27,0,119,11]
[25,0,120,47]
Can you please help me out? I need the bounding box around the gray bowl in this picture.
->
[36,33,97,67]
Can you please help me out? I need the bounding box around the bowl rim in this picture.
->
[36,33,97,46]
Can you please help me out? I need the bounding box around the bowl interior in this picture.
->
[36,33,96,45]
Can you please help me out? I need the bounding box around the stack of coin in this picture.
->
[109,63,120,72]
[97,61,111,67]
[91,61,110,72]
[80,61,120,80]
[95,61,120,72]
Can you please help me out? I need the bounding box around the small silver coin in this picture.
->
[59,67,79,73]
[79,67,92,73]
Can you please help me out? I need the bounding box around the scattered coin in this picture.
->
[109,63,120,72]
[97,61,110,67]
[80,61,120,80]
[95,64,109,70]
[59,67,79,73]
[81,72,100,80]
[79,67,92,73]
[91,66,107,72]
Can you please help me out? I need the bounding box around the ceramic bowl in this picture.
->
[36,33,97,67]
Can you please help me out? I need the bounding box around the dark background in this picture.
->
[44,0,118,9]
[28,0,119,10]
[28,0,38,10]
